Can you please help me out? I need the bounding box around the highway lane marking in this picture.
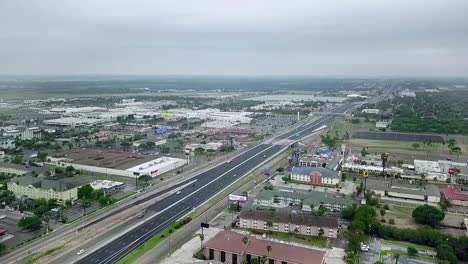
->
[80,142,280,263]
[79,107,351,263]
[99,209,189,264]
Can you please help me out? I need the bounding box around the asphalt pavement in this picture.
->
[76,104,354,264]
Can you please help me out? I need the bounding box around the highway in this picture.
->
[76,104,353,264]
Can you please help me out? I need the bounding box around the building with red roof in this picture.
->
[204,230,325,264]
[443,184,468,206]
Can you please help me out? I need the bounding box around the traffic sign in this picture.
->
[363,170,369,178]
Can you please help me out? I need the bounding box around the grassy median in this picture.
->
[117,147,291,263]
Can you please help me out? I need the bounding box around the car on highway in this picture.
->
[137,213,144,218]
[227,159,232,163]
[176,191,181,195]
[263,154,267,158]
[233,174,237,177]
[77,249,85,255]
[191,183,195,187]
[0,215,6,219]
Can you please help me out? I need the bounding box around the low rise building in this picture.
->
[443,185,468,206]
[2,126,41,140]
[253,189,354,212]
[204,230,326,264]
[376,120,391,129]
[7,176,78,205]
[90,180,125,195]
[290,167,341,186]
[366,178,440,203]
[0,136,15,149]
[239,208,340,238]
[361,109,379,114]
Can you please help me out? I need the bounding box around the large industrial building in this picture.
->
[366,178,441,203]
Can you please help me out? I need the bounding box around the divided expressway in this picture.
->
[77,104,353,264]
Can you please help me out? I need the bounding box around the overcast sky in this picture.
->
[1,0,467,77]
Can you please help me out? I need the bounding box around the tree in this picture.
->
[65,165,75,177]
[78,184,94,199]
[380,208,386,220]
[318,228,324,238]
[266,245,272,261]
[394,252,400,264]
[0,243,6,257]
[194,147,205,156]
[341,206,355,220]
[145,141,156,149]
[81,199,90,216]
[17,216,42,231]
[411,143,420,150]
[139,175,152,186]
[206,149,216,157]
[407,246,418,256]
[158,144,170,154]
[361,147,368,157]
[98,196,112,207]
[412,204,445,227]
[37,152,48,162]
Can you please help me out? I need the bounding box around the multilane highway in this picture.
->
[77,104,353,264]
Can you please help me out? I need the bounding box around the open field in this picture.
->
[350,139,468,160]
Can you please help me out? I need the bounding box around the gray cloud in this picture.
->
[0,0,467,76]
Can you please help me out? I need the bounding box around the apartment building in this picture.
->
[238,208,339,238]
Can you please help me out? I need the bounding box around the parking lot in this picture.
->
[0,208,43,249]
[360,238,437,264]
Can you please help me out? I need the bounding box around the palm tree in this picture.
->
[266,245,272,262]
[242,236,249,263]
[394,252,400,264]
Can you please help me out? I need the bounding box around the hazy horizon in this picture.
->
[1,0,468,77]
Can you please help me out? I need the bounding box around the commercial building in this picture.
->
[125,157,186,178]
[2,126,41,140]
[290,167,341,186]
[185,142,224,152]
[443,185,468,206]
[44,117,106,127]
[239,208,340,238]
[89,180,125,195]
[204,230,326,264]
[50,149,186,178]
[361,109,379,114]
[253,189,354,212]
[7,176,78,205]
[365,178,441,203]
[376,120,391,129]
[0,136,15,149]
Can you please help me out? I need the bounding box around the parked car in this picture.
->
[77,249,85,255]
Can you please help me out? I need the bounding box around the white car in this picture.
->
[227,159,232,163]
[176,191,181,195]
[0,215,6,219]
[77,249,85,255]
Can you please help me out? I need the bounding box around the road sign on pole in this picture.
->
[363,170,369,178]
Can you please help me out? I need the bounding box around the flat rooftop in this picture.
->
[54,149,157,170]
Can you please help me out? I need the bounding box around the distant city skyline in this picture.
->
[1,0,467,77]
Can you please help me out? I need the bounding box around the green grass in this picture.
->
[23,245,65,264]
[265,231,327,248]
[383,239,435,251]
[391,205,414,215]
[379,249,438,263]
[112,191,137,203]
[117,222,179,264]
